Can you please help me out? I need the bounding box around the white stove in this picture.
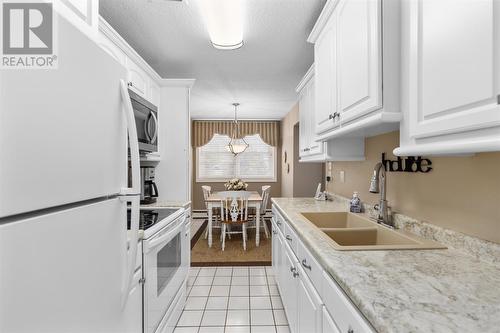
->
[132,207,189,333]
[130,207,184,239]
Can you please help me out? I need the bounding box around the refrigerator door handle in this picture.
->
[121,195,140,309]
[119,79,141,309]
[119,80,140,196]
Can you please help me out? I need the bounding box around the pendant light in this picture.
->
[227,103,249,156]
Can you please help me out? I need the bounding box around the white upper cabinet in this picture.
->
[395,0,500,155]
[298,65,325,159]
[97,33,126,66]
[126,58,149,98]
[98,18,161,107]
[149,81,161,107]
[297,65,365,162]
[57,0,98,38]
[314,18,339,134]
[309,0,401,142]
[336,0,382,124]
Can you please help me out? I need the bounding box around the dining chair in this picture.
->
[219,191,251,251]
[248,185,271,239]
[202,186,222,240]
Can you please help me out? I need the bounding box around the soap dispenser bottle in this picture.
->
[349,191,362,213]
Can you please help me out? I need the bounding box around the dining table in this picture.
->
[206,191,263,248]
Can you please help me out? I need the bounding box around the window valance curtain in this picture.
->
[192,120,280,147]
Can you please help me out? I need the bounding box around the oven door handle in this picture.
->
[144,215,186,252]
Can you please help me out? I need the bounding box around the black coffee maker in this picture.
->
[140,167,158,204]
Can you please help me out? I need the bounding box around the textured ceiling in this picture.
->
[99,0,326,119]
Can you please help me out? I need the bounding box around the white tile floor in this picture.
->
[176,266,290,333]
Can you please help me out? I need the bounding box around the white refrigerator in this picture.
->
[0,14,142,333]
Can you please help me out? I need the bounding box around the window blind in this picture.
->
[197,134,276,182]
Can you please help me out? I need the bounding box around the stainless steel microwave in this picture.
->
[129,88,158,153]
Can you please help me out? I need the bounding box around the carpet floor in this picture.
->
[191,222,272,267]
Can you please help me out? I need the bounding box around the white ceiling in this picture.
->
[99,0,326,120]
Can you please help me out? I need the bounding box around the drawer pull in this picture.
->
[272,230,277,235]
[347,327,354,333]
[277,221,282,226]
[290,266,296,273]
[301,259,312,270]
[285,235,292,241]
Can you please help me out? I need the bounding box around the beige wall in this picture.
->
[280,104,324,197]
[325,131,500,244]
[191,144,282,211]
[293,123,324,196]
[281,104,299,197]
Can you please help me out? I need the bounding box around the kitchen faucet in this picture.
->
[369,162,394,228]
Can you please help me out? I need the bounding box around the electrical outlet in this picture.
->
[340,170,345,183]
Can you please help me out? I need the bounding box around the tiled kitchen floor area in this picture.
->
[175,266,290,333]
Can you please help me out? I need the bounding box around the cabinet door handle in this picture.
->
[302,259,311,270]
[347,327,354,333]
[128,82,133,87]
[290,266,298,277]
[285,235,292,241]
[272,230,277,235]
[277,221,282,226]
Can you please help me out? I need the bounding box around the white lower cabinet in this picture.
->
[297,265,323,333]
[322,307,341,333]
[281,242,299,333]
[272,205,374,333]
[271,218,281,277]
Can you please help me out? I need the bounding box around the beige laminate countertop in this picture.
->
[271,197,500,333]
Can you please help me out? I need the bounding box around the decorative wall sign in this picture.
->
[381,153,432,173]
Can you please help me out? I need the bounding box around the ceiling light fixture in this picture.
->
[227,103,249,156]
[198,0,244,50]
